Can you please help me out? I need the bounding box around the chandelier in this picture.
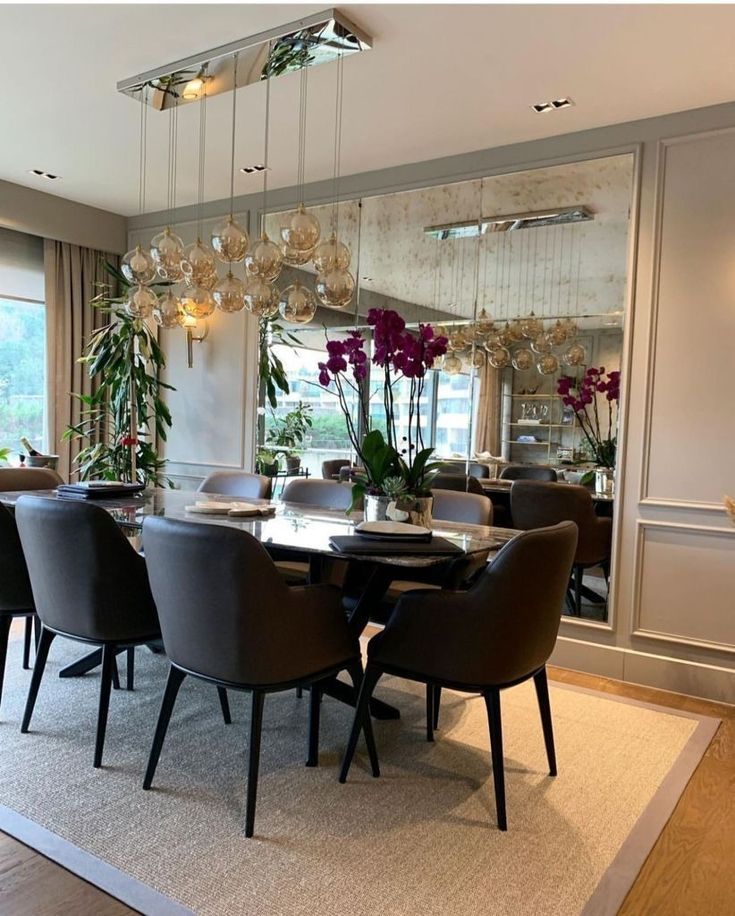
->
[118,11,371,356]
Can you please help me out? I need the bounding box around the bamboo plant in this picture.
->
[63,261,174,485]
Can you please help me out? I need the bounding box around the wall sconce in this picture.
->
[181,315,209,368]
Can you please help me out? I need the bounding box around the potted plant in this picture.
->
[0,446,10,466]
[557,367,620,495]
[256,448,280,477]
[318,308,448,521]
[267,401,313,472]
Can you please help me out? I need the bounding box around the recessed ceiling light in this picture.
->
[361,276,373,282]
[182,77,205,100]
[240,164,268,174]
[28,169,61,180]
[531,97,574,114]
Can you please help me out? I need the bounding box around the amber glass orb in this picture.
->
[183,239,217,285]
[281,244,315,266]
[508,319,524,342]
[213,272,246,313]
[448,328,467,351]
[511,347,535,371]
[562,343,586,367]
[520,313,543,340]
[471,348,486,369]
[244,277,278,318]
[537,353,560,376]
[211,216,249,264]
[443,352,463,375]
[153,290,184,329]
[280,204,320,252]
[312,233,351,272]
[531,333,552,354]
[315,268,355,309]
[496,323,512,347]
[278,282,317,324]
[126,284,157,319]
[562,318,578,340]
[150,227,186,282]
[245,234,284,281]
[488,346,511,370]
[475,308,495,337]
[548,319,567,346]
[122,245,157,286]
[181,286,216,320]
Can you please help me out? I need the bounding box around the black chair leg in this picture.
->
[245,690,265,838]
[33,614,40,651]
[340,664,381,783]
[0,616,12,711]
[433,685,441,730]
[126,647,135,691]
[143,665,186,789]
[345,661,380,778]
[573,565,583,617]
[217,686,232,724]
[533,667,557,777]
[22,616,32,670]
[425,684,434,742]
[306,682,321,767]
[111,653,120,690]
[20,626,55,733]
[94,644,116,768]
[484,689,507,831]
[296,686,303,699]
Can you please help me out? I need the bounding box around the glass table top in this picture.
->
[0,488,517,568]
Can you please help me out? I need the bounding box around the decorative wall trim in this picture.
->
[639,497,729,514]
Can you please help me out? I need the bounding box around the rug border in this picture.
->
[0,682,721,916]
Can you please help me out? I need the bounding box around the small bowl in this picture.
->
[26,454,59,470]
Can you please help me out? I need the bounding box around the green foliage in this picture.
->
[259,320,294,410]
[63,261,175,485]
[0,446,10,465]
[267,400,313,453]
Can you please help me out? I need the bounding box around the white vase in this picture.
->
[364,494,434,527]
[594,467,615,497]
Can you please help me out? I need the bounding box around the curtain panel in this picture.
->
[473,361,501,456]
[44,241,119,481]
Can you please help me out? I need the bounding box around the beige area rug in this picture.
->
[0,637,718,916]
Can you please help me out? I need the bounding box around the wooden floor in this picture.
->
[0,632,732,916]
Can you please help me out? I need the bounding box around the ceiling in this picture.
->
[3,3,735,217]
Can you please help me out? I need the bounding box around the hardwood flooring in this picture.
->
[0,623,732,916]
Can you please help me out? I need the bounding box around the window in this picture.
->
[434,370,476,458]
[0,228,46,456]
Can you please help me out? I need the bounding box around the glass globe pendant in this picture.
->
[562,318,578,340]
[312,233,351,273]
[150,227,186,282]
[537,353,560,376]
[520,312,543,340]
[213,272,246,313]
[449,328,468,351]
[548,319,567,346]
[281,244,315,266]
[475,308,495,337]
[443,352,463,375]
[278,281,317,324]
[562,343,586,367]
[496,323,513,347]
[531,333,552,355]
[122,245,157,286]
[181,286,216,320]
[244,277,278,318]
[126,284,157,319]
[315,267,355,310]
[211,216,249,264]
[245,234,283,281]
[183,239,217,288]
[508,320,524,342]
[471,348,486,369]
[280,204,320,253]
[488,346,511,370]
[511,347,535,371]
[153,290,184,329]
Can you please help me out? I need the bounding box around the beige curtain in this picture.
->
[44,241,119,481]
[473,361,501,456]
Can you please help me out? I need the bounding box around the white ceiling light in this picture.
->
[28,168,61,180]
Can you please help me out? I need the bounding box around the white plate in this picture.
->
[356,520,431,537]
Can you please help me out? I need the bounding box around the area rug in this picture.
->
[0,637,718,916]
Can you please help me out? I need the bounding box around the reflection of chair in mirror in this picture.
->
[432,473,485,496]
[198,470,271,499]
[340,522,578,830]
[510,481,612,616]
[500,464,558,482]
[321,459,350,480]
[440,461,490,479]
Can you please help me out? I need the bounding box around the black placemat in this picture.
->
[329,534,463,555]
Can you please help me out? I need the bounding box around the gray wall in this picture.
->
[129,100,735,703]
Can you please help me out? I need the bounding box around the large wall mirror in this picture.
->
[262,153,635,621]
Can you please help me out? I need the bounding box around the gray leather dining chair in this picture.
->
[0,505,36,715]
[198,470,272,500]
[340,522,578,830]
[0,468,64,670]
[500,464,558,482]
[321,458,351,480]
[439,461,490,479]
[15,496,164,767]
[281,478,354,510]
[141,516,378,838]
[432,473,486,496]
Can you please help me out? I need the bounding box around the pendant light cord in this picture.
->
[138,85,148,216]
[229,53,239,217]
[196,76,208,240]
[331,52,344,237]
[261,43,272,236]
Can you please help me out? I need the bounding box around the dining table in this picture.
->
[0,487,518,719]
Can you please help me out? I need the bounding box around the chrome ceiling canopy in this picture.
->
[117,8,371,111]
[424,206,594,240]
